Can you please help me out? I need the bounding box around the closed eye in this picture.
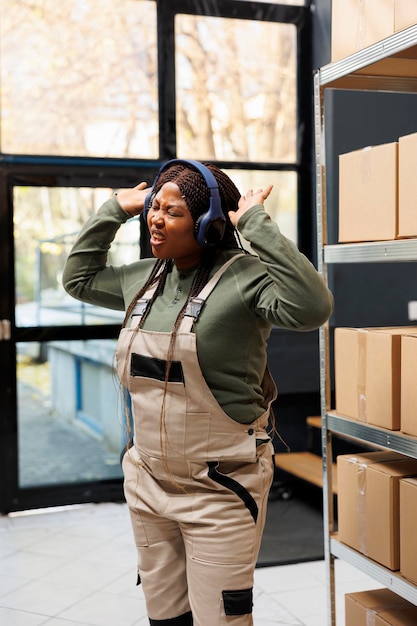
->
[150,205,185,218]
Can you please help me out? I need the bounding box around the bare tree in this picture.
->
[1,0,158,157]
[1,1,296,161]
[175,15,296,162]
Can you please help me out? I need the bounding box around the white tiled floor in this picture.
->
[0,502,382,625]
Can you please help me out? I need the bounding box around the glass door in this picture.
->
[0,0,158,513]
[0,174,147,513]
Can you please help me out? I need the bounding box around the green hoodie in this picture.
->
[63,197,333,423]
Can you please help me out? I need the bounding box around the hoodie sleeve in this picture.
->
[237,204,333,331]
[62,197,135,311]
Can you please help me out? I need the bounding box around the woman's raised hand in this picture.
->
[115,181,150,217]
[228,185,273,227]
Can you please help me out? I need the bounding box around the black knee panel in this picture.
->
[149,611,193,625]
[222,588,253,615]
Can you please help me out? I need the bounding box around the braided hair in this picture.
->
[122,161,244,327]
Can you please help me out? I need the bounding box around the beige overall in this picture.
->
[116,256,276,626]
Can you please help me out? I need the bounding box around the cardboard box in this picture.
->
[338,142,398,243]
[334,327,417,429]
[366,328,402,430]
[400,334,417,436]
[400,477,417,585]
[337,451,402,562]
[334,327,367,422]
[398,132,417,238]
[375,607,417,625]
[332,0,395,62]
[395,0,417,32]
[337,451,417,569]
[346,588,414,626]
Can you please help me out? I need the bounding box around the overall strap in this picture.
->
[129,283,159,326]
[180,253,245,332]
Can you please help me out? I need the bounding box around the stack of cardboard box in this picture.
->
[334,326,417,434]
[338,449,417,600]
[335,326,417,587]
[338,451,417,571]
[338,132,417,243]
[334,326,417,436]
[345,588,417,626]
[331,0,417,63]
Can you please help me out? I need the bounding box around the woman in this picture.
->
[63,159,333,626]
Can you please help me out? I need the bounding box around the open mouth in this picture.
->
[150,229,165,245]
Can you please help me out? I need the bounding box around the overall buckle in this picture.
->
[185,297,205,321]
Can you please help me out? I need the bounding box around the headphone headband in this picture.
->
[143,159,226,247]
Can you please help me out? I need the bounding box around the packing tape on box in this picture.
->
[356,0,366,52]
[357,462,368,556]
[361,146,372,185]
[365,602,413,626]
[347,456,368,556]
[358,329,367,423]
[366,608,377,626]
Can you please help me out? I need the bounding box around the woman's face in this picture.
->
[147,181,204,270]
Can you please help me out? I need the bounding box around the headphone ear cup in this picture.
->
[143,190,155,220]
[195,213,226,247]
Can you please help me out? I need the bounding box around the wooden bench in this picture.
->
[274,416,338,494]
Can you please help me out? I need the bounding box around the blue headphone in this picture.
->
[143,159,226,247]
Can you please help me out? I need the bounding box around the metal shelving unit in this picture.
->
[327,413,417,458]
[324,239,417,263]
[331,539,417,605]
[314,23,417,626]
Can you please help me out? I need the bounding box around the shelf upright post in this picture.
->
[314,67,335,626]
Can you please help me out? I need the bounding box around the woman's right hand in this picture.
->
[115,181,150,217]
[228,185,273,227]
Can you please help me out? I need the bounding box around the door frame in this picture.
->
[0,160,159,513]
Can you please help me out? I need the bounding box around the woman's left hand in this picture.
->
[228,185,273,227]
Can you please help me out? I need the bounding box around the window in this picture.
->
[0,0,158,158]
[14,186,140,327]
[173,8,301,243]
[175,15,296,163]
